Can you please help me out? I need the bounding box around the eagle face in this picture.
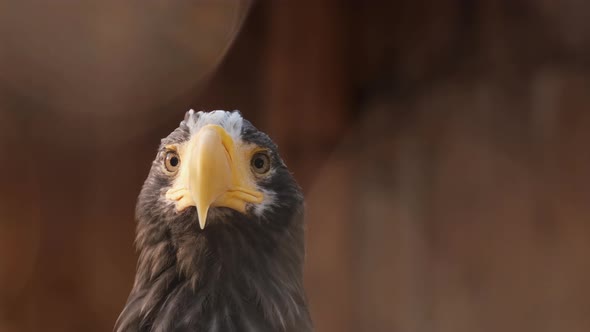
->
[117,110,311,332]
[138,110,301,232]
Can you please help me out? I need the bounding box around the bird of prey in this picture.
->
[115,110,313,332]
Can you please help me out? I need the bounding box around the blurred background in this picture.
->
[2,1,590,331]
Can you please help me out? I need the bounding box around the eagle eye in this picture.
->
[164,151,180,173]
[251,152,271,174]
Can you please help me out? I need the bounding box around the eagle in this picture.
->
[115,110,313,332]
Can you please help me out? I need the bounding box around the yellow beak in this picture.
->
[186,124,263,229]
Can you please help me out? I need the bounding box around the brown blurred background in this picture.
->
[2,1,590,331]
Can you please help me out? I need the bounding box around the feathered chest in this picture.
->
[115,229,312,332]
[136,276,276,331]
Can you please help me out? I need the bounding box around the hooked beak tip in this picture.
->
[198,207,208,230]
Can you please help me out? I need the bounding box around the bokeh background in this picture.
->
[2,1,590,331]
